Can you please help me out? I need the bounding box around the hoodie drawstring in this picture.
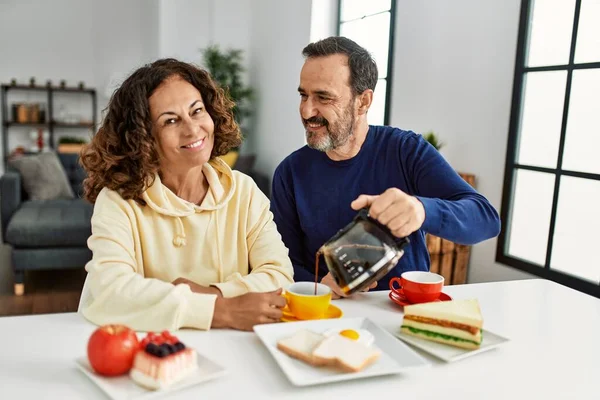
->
[173,217,187,247]
[213,212,224,282]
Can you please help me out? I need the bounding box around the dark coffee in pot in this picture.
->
[317,209,409,296]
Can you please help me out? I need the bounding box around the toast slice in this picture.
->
[276,329,326,366]
[276,329,380,373]
[312,335,381,373]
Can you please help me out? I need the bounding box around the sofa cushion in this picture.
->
[13,247,92,270]
[5,199,93,248]
[8,152,75,201]
[58,153,87,197]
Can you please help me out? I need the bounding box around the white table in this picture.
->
[1,279,598,399]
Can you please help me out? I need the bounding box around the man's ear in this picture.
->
[356,89,374,115]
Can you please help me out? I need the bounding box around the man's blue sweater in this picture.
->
[270,126,500,291]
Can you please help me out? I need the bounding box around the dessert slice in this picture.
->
[130,331,197,390]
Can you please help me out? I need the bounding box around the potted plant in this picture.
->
[58,136,87,153]
[422,131,444,151]
[201,45,254,167]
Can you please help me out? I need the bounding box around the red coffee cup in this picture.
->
[389,271,444,304]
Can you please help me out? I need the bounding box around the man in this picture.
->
[270,36,500,299]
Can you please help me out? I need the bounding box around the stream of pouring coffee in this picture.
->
[314,251,321,295]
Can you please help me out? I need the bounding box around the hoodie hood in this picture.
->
[142,157,235,216]
[141,157,236,247]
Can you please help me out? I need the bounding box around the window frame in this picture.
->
[497,0,600,298]
[336,0,397,126]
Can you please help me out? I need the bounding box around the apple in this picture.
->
[87,324,140,376]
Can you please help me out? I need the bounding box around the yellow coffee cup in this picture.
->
[284,282,332,320]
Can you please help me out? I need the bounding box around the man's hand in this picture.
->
[351,188,425,238]
[320,273,345,299]
[172,277,223,297]
[212,289,287,331]
[320,272,378,299]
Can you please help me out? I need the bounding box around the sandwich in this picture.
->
[276,329,380,372]
[400,299,483,349]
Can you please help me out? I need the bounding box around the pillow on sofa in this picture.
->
[8,151,75,201]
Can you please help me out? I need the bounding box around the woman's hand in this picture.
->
[172,277,223,297]
[211,289,286,331]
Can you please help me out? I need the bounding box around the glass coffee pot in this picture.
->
[317,208,410,296]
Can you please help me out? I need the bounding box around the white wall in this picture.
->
[212,0,252,52]
[158,0,212,62]
[306,0,528,281]
[156,0,533,283]
[389,0,534,283]
[0,0,95,157]
[310,0,338,43]
[0,0,159,170]
[93,0,160,100]
[248,0,312,178]
[0,0,307,181]
[158,0,253,148]
[0,0,534,283]
[0,1,95,85]
[158,0,251,64]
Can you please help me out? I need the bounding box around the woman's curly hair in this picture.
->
[80,58,242,205]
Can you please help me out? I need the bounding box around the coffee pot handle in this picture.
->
[357,207,412,247]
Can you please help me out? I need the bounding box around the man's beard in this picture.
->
[304,105,354,152]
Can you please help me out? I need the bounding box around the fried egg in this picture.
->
[323,328,374,347]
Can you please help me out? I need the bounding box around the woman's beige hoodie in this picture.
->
[79,158,294,331]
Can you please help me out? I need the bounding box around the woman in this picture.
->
[78,58,293,332]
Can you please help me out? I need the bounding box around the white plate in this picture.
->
[394,328,510,363]
[75,351,227,400]
[253,317,430,387]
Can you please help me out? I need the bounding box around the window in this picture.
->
[498,0,600,298]
[338,0,396,125]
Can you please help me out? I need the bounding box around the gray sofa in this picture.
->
[0,153,270,296]
[0,153,93,295]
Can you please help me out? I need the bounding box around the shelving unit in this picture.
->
[0,83,97,168]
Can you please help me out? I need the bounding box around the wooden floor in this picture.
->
[0,267,86,317]
[0,195,87,317]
